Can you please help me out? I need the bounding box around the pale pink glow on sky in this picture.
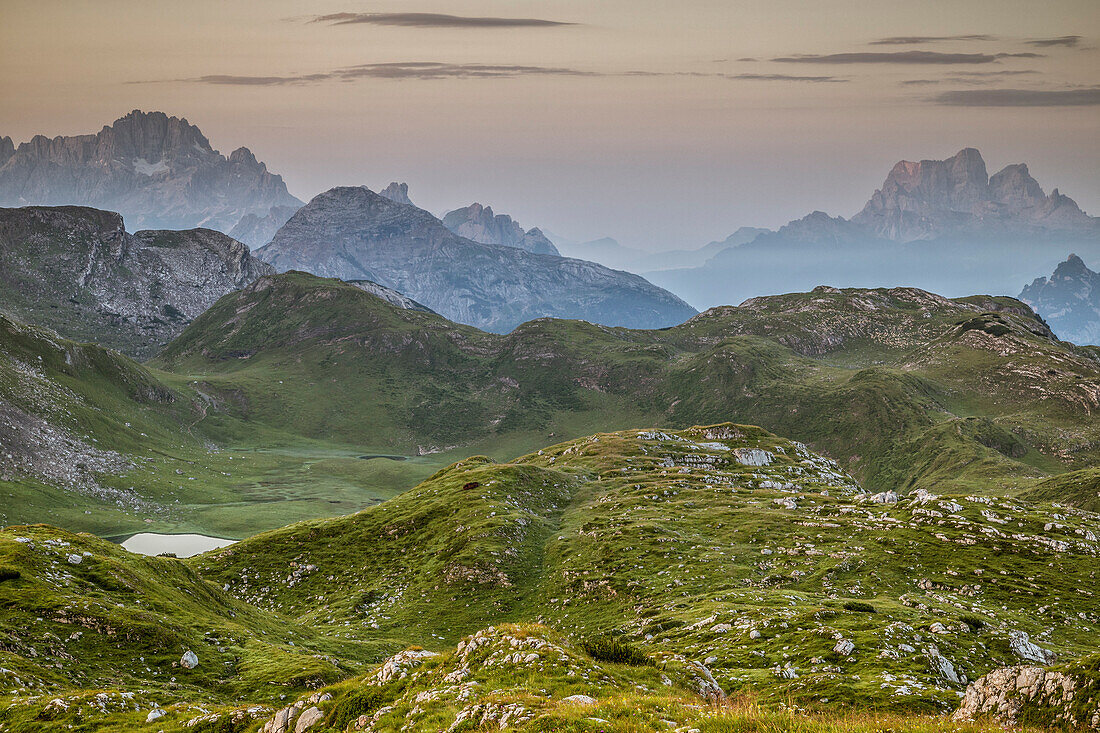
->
[2,0,1097,249]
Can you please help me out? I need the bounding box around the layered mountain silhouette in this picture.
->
[549,228,770,273]
[254,186,696,332]
[0,110,303,237]
[1020,254,1100,346]
[649,148,1099,309]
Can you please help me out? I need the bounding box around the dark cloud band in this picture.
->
[1025,36,1082,47]
[727,73,847,82]
[871,35,997,45]
[311,12,573,28]
[934,88,1100,106]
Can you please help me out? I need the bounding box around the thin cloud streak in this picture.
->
[728,73,847,82]
[138,63,600,86]
[934,87,1100,106]
[774,51,1042,64]
[1025,35,1082,47]
[138,65,853,86]
[311,12,573,28]
[871,35,997,45]
[901,70,1041,87]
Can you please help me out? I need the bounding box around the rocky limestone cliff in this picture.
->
[442,202,560,255]
[1020,254,1100,345]
[0,205,273,357]
[954,664,1099,729]
[0,110,303,235]
[853,148,1097,241]
[378,181,414,207]
[255,186,696,332]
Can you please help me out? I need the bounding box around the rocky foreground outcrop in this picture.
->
[255,186,696,332]
[0,204,273,357]
[0,110,303,235]
[954,663,1100,729]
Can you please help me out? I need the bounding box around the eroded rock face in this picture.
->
[256,186,696,332]
[0,110,303,235]
[378,182,414,207]
[0,205,273,357]
[953,665,1098,729]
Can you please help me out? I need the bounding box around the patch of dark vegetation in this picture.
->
[842,600,876,613]
[581,635,652,667]
[325,683,403,730]
[957,314,1012,338]
[960,613,985,632]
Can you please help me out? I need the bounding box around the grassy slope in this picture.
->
[0,311,436,537]
[1,425,1096,729]
[197,425,1100,711]
[3,271,1098,539]
[154,274,1100,511]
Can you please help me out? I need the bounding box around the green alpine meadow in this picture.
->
[1,264,1098,731]
[3,7,1100,726]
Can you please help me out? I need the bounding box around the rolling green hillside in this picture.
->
[3,270,1098,539]
[1,425,1096,730]
[0,311,442,537]
[153,273,1100,515]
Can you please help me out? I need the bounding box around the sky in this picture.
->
[1,0,1098,250]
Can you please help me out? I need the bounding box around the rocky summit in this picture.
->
[1020,253,1100,345]
[0,110,303,235]
[255,186,696,331]
[852,148,1098,241]
[442,202,560,255]
[0,205,273,357]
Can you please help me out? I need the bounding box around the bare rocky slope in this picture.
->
[0,205,273,357]
[0,110,303,237]
[255,186,697,332]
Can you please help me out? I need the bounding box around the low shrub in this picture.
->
[842,600,876,613]
[325,684,401,730]
[580,635,651,666]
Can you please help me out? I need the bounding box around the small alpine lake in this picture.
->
[119,532,236,558]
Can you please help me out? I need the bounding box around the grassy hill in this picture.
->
[0,310,443,537]
[1,425,1096,730]
[151,273,1100,519]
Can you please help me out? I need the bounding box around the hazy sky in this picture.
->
[2,0,1098,249]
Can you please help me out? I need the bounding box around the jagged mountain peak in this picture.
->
[851,147,1095,241]
[255,186,695,331]
[379,181,414,207]
[1020,253,1100,345]
[441,201,559,255]
[0,111,303,234]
